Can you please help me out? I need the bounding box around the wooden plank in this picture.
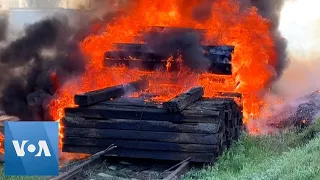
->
[64,105,221,122]
[113,42,234,55]
[105,57,232,75]
[163,87,204,112]
[105,51,167,61]
[91,104,162,112]
[97,99,161,108]
[64,128,221,145]
[75,85,124,106]
[62,117,221,134]
[62,146,217,163]
[63,137,219,153]
[187,98,234,109]
[215,92,242,99]
[105,58,179,72]
[74,78,149,106]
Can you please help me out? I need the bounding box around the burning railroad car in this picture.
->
[62,27,243,163]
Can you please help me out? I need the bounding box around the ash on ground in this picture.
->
[249,90,320,134]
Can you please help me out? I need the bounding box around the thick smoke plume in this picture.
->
[249,0,320,133]
[0,17,86,120]
[0,0,126,120]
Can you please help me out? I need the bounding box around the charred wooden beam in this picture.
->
[105,58,179,72]
[62,146,217,163]
[105,51,167,60]
[64,107,222,123]
[115,43,233,54]
[63,137,219,153]
[62,117,221,134]
[97,99,161,108]
[65,98,223,122]
[104,57,232,75]
[189,98,234,109]
[113,43,234,56]
[104,42,233,75]
[215,92,242,99]
[64,128,221,144]
[163,87,204,112]
[74,78,148,106]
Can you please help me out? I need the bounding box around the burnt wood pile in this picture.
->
[105,43,233,75]
[62,81,243,163]
[104,26,234,75]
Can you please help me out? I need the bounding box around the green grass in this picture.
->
[1,122,320,180]
[0,165,41,180]
[184,121,320,180]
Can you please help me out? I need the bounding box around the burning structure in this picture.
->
[0,0,292,161]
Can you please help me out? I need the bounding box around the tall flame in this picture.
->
[0,133,4,154]
[47,0,276,150]
[0,0,278,157]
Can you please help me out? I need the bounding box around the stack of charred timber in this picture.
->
[62,80,243,163]
[104,39,234,75]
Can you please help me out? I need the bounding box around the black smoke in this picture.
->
[142,28,211,72]
[244,0,288,78]
[0,1,128,120]
[0,17,86,120]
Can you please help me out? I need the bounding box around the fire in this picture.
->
[48,0,277,153]
[0,133,4,154]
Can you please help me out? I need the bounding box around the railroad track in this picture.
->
[52,146,192,180]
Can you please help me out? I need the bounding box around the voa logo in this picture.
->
[12,140,51,157]
[5,122,59,176]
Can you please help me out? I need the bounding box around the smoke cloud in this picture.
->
[0,17,86,120]
[0,0,126,120]
[274,0,320,100]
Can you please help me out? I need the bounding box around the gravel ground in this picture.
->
[59,157,182,180]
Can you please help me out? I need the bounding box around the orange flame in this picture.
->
[0,133,4,154]
[48,0,277,156]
